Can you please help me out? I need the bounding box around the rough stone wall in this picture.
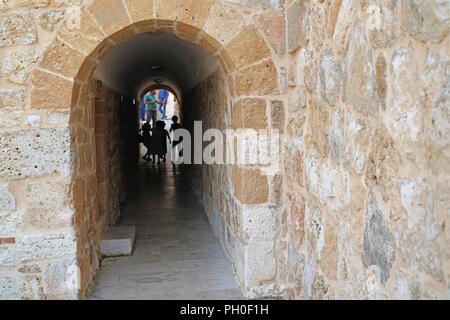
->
[281,0,449,299]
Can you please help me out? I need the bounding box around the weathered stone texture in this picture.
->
[224,0,282,10]
[25,182,75,230]
[18,233,76,262]
[0,11,37,47]
[256,12,286,55]
[361,191,395,284]
[402,0,450,44]
[297,48,318,93]
[0,127,73,180]
[235,59,279,96]
[287,0,305,52]
[3,49,37,84]
[38,9,64,31]
[204,1,245,45]
[44,258,79,299]
[0,184,16,211]
[0,211,23,235]
[232,167,268,205]
[366,0,398,48]
[0,277,17,299]
[319,46,342,106]
[0,247,15,267]
[343,19,379,117]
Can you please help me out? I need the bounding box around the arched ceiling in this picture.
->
[93,32,220,98]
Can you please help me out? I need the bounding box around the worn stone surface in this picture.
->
[30,70,73,109]
[39,39,86,78]
[235,59,279,96]
[361,191,395,284]
[329,106,345,165]
[319,46,342,106]
[287,0,305,52]
[366,0,398,48]
[0,247,14,267]
[0,277,17,299]
[232,98,267,130]
[343,19,379,117]
[204,1,245,45]
[0,211,23,236]
[375,53,387,110]
[232,167,268,205]
[0,184,16,211]
[100,226,136,256]
[0,127,73,180]
[0,11,37,47]
[18,233,76,262]
[44,258,79,299]
[256,12,285,55]
[402,0,450,44]
[225,24,271,70]
[3,49,37,84]
[26,114,41,127]
[25,181,75,230]
[38,9,64,31]
[270,100,285,134]
[297,48,318,93]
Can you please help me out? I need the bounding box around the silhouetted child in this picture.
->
[151,120,171,163]
[169,115,183,147]
[141,122,152,161]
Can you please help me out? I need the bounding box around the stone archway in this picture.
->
[29,0,284,299]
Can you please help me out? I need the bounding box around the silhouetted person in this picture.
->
[151,120,171,164]
[141,122,153,162]
[170,115,183,164]
[143,90,161,128]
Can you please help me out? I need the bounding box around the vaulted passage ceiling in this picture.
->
[93,32,220,98]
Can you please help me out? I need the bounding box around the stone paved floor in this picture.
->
[88,163,244,300]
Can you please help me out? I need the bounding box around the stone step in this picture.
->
[100,226,136,257]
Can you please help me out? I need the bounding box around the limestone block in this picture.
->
[297,48,318,93]
[0,184,16,211]
[87,0,131,36]
[0,108,24,128]
[225,25,271,70]
[47,110,70,124]
[3,49,36,84]
[0,89,26,108]
[235,59,279,96]
[308,97,330,158]
[124,0,154,23]
[44,258,79,299]
[38,9,65,31]
[287,241,304,283]
[232,167,268,205]
[18,233,77,262]
[178,0,214,29]
[0,127,73,180]
[30,70,73,109]
[17,275,44,300]
[100,226,136,257]
[245,241,276,296]
[270,100,284,134]
[26,114,41,127]
[319,46,342,106]
[332,0,358,54]
[204,1,245,45]
[343,112,371,174]
[232,98,267,130]
[0,247,14,267]
[0,278,17,300]
[375,53,387,110]
[366,0,398,48]
[242,206,279,241]
[56,7,105,55]
[39,39,86,78]
[329,106,345,165]
[0,11,37,47]
[361,191,395,284]
[402,0,450,44]
[287,0,305,52]
[255,12,286,55]
[154,0,179,21]
[25,181,74,230]
[284,138,303,187]
[343,18,379,117]
[0,211,23,236]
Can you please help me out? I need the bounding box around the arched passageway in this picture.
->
[26,1,283,300]
[86,31,243,299]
